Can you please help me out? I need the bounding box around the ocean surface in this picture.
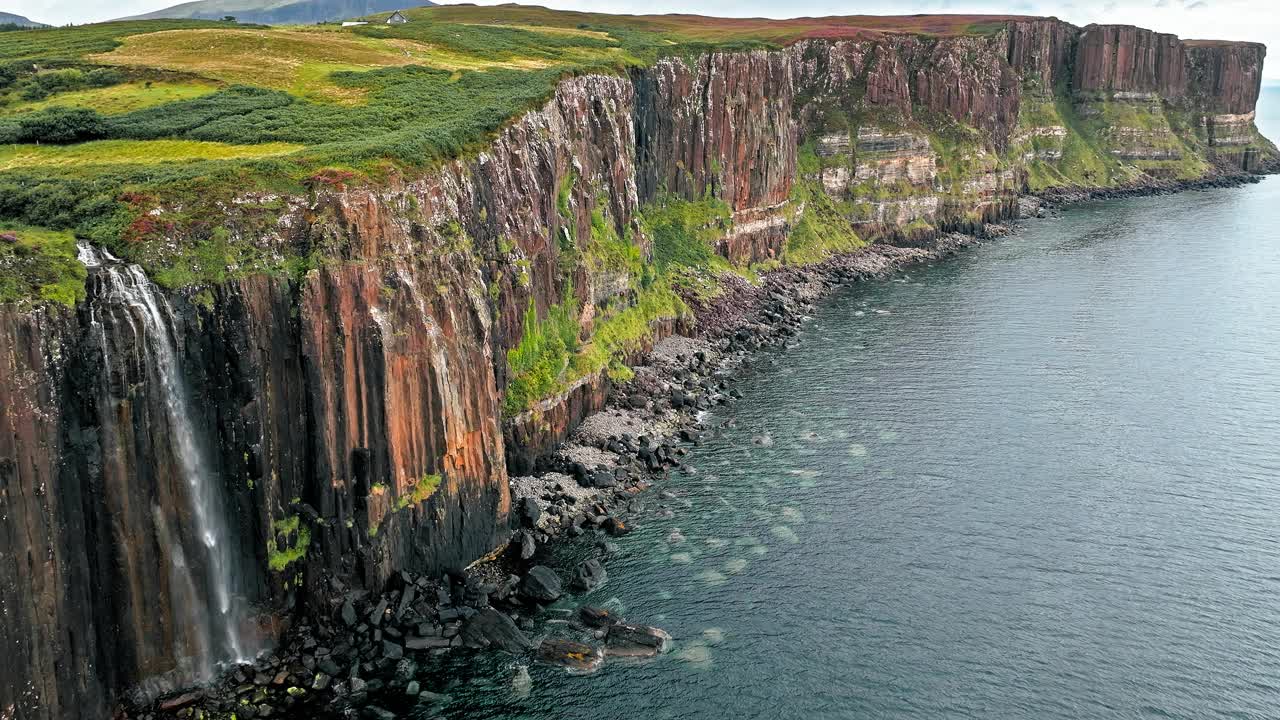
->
[405,96,1280,719]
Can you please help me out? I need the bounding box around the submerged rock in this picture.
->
[571,558,608,592]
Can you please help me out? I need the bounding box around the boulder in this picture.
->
[519,497,542,528]
[578,605,616,628]
[405,635,452,651]
[536,638,604,673]
[159,691,202,712]
[382,640,403,660]
[521,566,562,603]
[605,623,672,658]
[518,530,537,560]
[460,609,532,653]
[571,559,608,592]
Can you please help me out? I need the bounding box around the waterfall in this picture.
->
[80,243,253,675]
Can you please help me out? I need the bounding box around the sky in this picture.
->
[7,0,1279,78]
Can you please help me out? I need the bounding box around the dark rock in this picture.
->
[396,585,416,620]
[588,470,617,489]
[405,635,452,651]
[363,707,396,720]
[521,566,562,602]
[519,530,537,560]
[460,608,532,653]
[571,559,608,592]
[382,640,403,660]
[602,517,630,537]
[536,638,604,673]
[519,497,542,528]
[159,691,202,712]
[605,623,673,657]
[368,599,389,627]
[578,606,617,628]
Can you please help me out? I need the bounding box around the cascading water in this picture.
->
[79,243,254,677]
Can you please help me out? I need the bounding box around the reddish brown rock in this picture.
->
[1185,41,1267,115]
[1073,25,1187,98]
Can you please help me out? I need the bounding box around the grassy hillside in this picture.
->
[127,0,433,25]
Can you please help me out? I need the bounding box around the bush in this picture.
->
[11,106,107,143]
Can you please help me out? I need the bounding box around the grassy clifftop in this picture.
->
[0,6,1271,309]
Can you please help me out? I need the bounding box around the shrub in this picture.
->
[12,106,107,143]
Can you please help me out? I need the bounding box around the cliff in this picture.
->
[1,13,1276,720]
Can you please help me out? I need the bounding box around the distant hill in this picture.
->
[124,0,432,25]
[0,11,49,27]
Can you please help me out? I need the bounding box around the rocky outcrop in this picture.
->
[1074,25,1188,99]
[1004,18,1077,94]
[1186,41,1267,115]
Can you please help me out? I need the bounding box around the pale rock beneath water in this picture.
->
[750,544,769,556]
[697,569,727,586]
[849,443,869,457]
[702,628,726,645]
[511,665,532,699]
[752,434,774,447]
[704,537,727,548]
[670,552,693,565]
[878,429,900,441]
[676,642,713,666]
[666,529,687,545]
[723,558,748,575]
[781,507,806,524]
[656,590,674,601]
[770,526,800,544]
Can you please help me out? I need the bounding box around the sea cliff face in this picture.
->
[1,18,1276,720]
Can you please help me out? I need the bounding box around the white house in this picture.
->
[386,11,409,24]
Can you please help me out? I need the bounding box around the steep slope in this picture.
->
[0,9,1276,720]
[126,0,430,24]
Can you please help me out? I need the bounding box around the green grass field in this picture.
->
[3,81,218,115]
[0,139,302,171]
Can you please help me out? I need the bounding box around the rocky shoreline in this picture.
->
[135,173,1275,720]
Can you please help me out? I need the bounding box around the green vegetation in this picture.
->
[641,195,732,274]
[786,145,866,265]
[267,515,311,572]
[0,225,86,307]
[502,190,744,415]
[503,298,581,417]
[0,139,302,170]
[3,80,217,116]
[396,473,443,510]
